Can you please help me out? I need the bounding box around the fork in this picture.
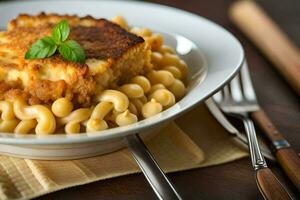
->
[213,62,292,200]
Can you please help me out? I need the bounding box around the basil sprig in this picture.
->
[25,20,85,63]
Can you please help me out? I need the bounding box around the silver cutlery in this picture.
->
[126,135,182,200]
[222,60,300,191]
[236,63,300,190]
[212,61,292,199]
[205,98,275,161]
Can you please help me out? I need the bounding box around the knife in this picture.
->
[251,109,300,191]
[229,1,300,191]
[205,98,275,161]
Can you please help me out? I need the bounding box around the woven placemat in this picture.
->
[0,104,248,200]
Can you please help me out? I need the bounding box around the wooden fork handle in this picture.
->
[256,168,292,200]
[252,110,300,190]
[229,1,300,95]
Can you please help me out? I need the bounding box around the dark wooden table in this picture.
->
[36,0,300,199]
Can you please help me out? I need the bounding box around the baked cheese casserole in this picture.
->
[0,13,151,106]
[0,13,189,135]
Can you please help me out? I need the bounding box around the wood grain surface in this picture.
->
[35,0,300,199]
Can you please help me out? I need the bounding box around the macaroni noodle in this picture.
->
[0,120,19,132]
[97,90,129,112]
[116,110,138,126]
[160,53,188,80]
[58,108,91,134]
[0,101,15,120]
[52,98,73,117]
[163,66,182,79]
[158,45,175,54]
[148,84,166,95]
[128,102,138,116]
[145,33,163,51]
[130,27,152,37]
[131,76,151,93]
[151,52,163,67]
[146,70,175,87]
[167,79,186,99]
[119,84,144,99]
[111,16,129,30]
[148,88,175,107]
[13,99,56,135]
[142,99,163,118]
[130,98,145,114]
[86,102,113,132]
[14,119,37,134]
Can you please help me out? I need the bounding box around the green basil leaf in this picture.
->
[25,36,57,59]
[52,20,70,43]
[25,20,85,64]
[58,40,85,63]
[52,27,61,44]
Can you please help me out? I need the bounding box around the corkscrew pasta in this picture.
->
[0,16,189,134]
[142,99,163,118]
[0,101,19,132]
[119,84,144,99]
[86,102,113,132]
[14,119,37,134]
[0,119,19,133]
[116,110,138,126]
[0,101,15,120]
[57,108,91,134]
[148,88,176,108]
[146,70,175,87]
[130,76,151,93]
[13,99,56,135]
[97,90,129,112]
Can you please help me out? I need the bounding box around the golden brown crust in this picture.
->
[8,13,98,30]
[72,23,144,60]
[4,89,30,102]
[7,13,144,61]
[27,80,67,104]
[0,13,151,106]
[0,80,21,96]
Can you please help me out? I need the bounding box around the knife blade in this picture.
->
[205,98,275,161]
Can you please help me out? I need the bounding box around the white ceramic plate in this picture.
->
[0,0,244,159]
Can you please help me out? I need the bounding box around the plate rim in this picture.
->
[0,0,244,145]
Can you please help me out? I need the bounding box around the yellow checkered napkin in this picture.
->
[0,104,248,200]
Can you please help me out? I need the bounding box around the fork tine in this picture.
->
[212,90,223,103]
[222,85,231,101]
[240,62,257,101]
[229,74,243,102]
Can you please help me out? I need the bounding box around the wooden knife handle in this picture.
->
[252,110,285,142]
[276,148,300,191]
[256,168,292,200]
[252,110,300,190]
[229,1,300,95]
